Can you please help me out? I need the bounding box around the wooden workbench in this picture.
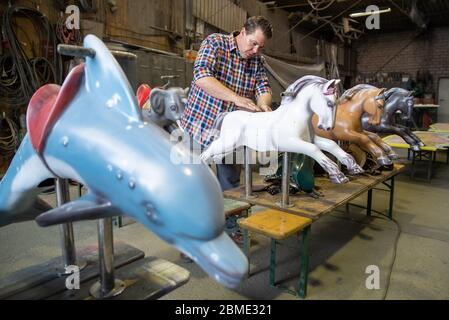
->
[224,164,405,221]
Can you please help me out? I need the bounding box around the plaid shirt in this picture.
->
[180,32,271,147]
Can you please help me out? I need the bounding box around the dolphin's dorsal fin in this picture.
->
[83,35,142,121]
[35,193,121,227]
[27,64,85,154]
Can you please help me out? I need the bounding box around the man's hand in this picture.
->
[233,96,263,112]
[258,104,272,112]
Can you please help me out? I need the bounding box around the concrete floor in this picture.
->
[1,149,448,300]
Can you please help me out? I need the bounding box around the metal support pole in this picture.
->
[277,152,294,208]
[56,178,86,273]
[244,147,257,199]
[89,218,125,299]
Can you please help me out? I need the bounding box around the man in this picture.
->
[180,16,273,191]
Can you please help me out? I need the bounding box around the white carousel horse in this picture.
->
[200,75,364,184]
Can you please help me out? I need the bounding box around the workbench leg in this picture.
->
[411,150,416,179]
[269,239,276,287]
[367,189,373,217]
[298,226,311,299]
[428,151,433,182]
[388,176,395,220]
[243,229,250,276]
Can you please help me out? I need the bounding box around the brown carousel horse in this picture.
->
[312,84,396,167]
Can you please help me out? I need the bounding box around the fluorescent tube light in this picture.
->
[350,7,391,18]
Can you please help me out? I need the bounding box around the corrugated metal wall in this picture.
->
[105,0,185,54]
[193,0,247,33]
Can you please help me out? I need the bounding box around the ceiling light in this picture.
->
[349,7,391,18]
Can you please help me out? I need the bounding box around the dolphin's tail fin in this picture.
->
[0,135,54,227]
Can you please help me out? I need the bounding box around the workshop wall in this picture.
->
[0,0,185,54]
[240,0,318,63]
[355,26,449,97]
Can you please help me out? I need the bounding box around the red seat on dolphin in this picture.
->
[27,64,85,154]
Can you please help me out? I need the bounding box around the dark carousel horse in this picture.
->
[362,87,425,151]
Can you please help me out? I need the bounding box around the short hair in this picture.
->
[244,16,273,39]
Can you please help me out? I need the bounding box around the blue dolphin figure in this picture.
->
[0,35,248,288]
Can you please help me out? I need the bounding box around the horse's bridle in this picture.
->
[374,89,397,110]
[373,93,387,110]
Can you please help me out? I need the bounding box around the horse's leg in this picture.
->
[200,139,226,163]
[343,131,393,166]
[396,124,425,148]
[313,136,364,175]
[363,130,399,160]
[200,138,229,163]
[201,132,241,164]
[280,138,349,184]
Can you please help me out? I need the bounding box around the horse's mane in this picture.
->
[385,87,412,98]
[340,84,377,101]
[283,75,328,101]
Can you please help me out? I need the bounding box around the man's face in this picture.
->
[239,28,266,59]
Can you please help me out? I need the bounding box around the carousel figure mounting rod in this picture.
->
[0,34,248,289]
[200,75,364,184]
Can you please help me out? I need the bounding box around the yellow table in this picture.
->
[429,123,449,133]
[383,131,449,180]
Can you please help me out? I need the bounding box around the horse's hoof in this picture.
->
[418,142,425,147]
[348,164,364,175]
[330,173,349,184]
[377,156,393,166]
[341,156,364,175]
[387,152,399,160]
[411,144,421,151]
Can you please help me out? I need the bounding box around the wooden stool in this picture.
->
[224,198,252,217]
[238,208,312,298]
